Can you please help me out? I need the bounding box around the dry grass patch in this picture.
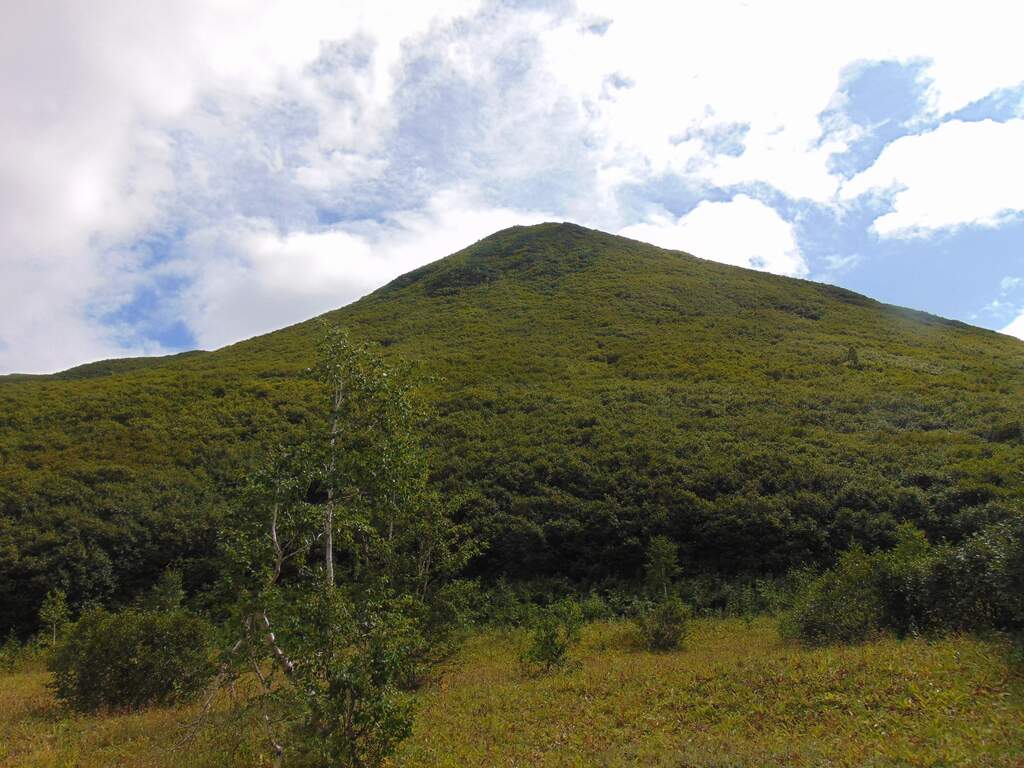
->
[2,619,1022,767]
[398,618,1024,767]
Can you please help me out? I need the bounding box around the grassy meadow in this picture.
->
[3,618,1022,768]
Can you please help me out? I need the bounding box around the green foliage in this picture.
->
[0,632,20,671]
[644,535,681,599]
[280,589,420,768]
[578,591,612,621]
[783,518,1024,645]
[521,598,583,672]
[218,327,475,767]
[139,569,186,611]
[0,633,49,673]
[38,589,69,645]
[471,577,536,627]
[781,547,883,645]
[636,596,693,651]
[2,223,1024,636]
[49,607,214,712]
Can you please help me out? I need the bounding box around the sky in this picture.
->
[2,1,1023,374]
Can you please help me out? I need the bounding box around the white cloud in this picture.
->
[4,0,1024,372]
[618,195,808,277]
[170,188,554,349]
[1002,312,1024,341]
[0,0,479,373]
[1001,276,1023,293]
[546,0,1024,203]
[840,119,1024,237]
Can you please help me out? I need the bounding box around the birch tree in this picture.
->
[217,325,476,767]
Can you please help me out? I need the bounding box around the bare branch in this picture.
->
[261,611,295,675]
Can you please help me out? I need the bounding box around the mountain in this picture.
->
[2,222,1022,634]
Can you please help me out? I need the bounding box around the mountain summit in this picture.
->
[1,223,1022,633]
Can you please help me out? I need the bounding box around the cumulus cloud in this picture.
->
[3,0,1024,372]
[547,0,1024,202]
[841,119,1024,236]
[169,189,554,349]
[1002,313,1024,341]
[0,0,478,373]
[619,195,808,277]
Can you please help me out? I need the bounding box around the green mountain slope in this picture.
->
[2,222,1022,633]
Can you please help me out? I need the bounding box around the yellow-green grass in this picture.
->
[3,619,1022,767]
[0,670,261,768]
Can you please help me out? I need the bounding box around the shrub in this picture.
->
[781,547,883,645]
[0,632,19,671]
[521,599,583,672]
[50,607,214,711]
[875,523,942,636]
[477,578,533,627]
[139,569,186,611]
[38,589,70,645]
[1004,518,1024,628]
[283,590,420,768]
[0,633,50,672]
[644,536,681,599]
[779,518,1024,646]
[579,591,611,621]
[636,596,692,651]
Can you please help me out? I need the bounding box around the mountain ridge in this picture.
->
[1,222,1022,635]
[3,222,1015,381]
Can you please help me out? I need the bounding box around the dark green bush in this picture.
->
[783,518,1024,645]
[521,599,583,672]
[875,524,943,636]
[1005,518,1024,628]
[780,547,883,645]
[579,591,612,621]
[50,607,214,711]
[636,596,692,651]
[474,578,535,627]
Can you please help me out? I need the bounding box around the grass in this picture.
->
[3,618,1022,767]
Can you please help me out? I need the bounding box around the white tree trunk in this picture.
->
[324,384,343,588]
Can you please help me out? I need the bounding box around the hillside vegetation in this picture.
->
[2,222,1023,634]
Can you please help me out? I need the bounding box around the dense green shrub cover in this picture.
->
[49,607,214,711]
[2,224,1023,635]
[783,519,1024,645]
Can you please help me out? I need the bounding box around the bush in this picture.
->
[781,518,1024,646]
[50,607,214,711]
[284,590,420,768]
[139,569,186,611]
[521,599,583,672]
[636,596,692,651]
[475,578,534,627]
[875,524,942,636]
[1005,518,1024,628]
[0,633,49,673]
[781,547,883,645]
[579,591,611,621]
[0,632,20,671]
